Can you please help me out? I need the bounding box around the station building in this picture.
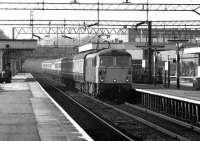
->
[128,28,200,78]
[0,39,37,76]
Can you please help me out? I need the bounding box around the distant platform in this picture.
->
[0,73,93,141]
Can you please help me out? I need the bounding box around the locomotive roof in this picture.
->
[85,49,131,59]
[73,49,99,60]
[70,48,131,60]
[98,49,131,56]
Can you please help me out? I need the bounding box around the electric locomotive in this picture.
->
[42,48,132,100]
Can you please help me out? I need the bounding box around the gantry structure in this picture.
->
[0,2,199,12]
[0,2,197,34]
[0,1,199,41]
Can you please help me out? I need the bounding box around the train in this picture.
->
[42,48,133,100]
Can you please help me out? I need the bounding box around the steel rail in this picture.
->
[34,74,199,141]
[38,77,135,141]
[80,93,193,141]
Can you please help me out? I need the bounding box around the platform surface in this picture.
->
[132,82,200,103]
[0,73,93,141]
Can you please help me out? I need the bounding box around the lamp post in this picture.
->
[168,39,188,88]
[30,11,34,39]
[153,48,157,86]
[176,43,181,88]
[135,21,153,83]
[167,55,170,88]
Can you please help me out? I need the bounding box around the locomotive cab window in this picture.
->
[116,56,130,67]
[100,56,113,67]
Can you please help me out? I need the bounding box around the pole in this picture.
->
[167,55,170,88]
[97,0,99,24]
[146,0,149,22]
[97,0,100,49]
[167,39,188,88]
[30,11,34,39]
[153,48,157,86]
[148,21,152,83]
[57,25,59,48]
[176,43,180,88]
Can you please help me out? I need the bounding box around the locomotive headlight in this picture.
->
[113,79,117,83]
[99,76,104,83]
[126,76,129,83]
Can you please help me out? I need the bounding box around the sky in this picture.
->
[0,0,200,39]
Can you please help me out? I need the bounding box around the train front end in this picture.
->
[97,49,132,99]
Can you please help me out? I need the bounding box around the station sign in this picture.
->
[198,66,200,77]
[165,61,169,71]
[142,60,146,68]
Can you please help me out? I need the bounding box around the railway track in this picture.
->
[34,73,200,141]
[69,93,200,141]
[34,74,136,141]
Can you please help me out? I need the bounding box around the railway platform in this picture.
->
[131,82,200,124]
[0,73,93,141]
[132,81,199,101]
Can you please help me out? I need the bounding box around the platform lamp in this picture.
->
[168,39,188,89]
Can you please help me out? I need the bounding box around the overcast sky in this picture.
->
[0,0,200,38]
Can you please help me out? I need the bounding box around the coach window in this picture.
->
[55,63,58,68]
